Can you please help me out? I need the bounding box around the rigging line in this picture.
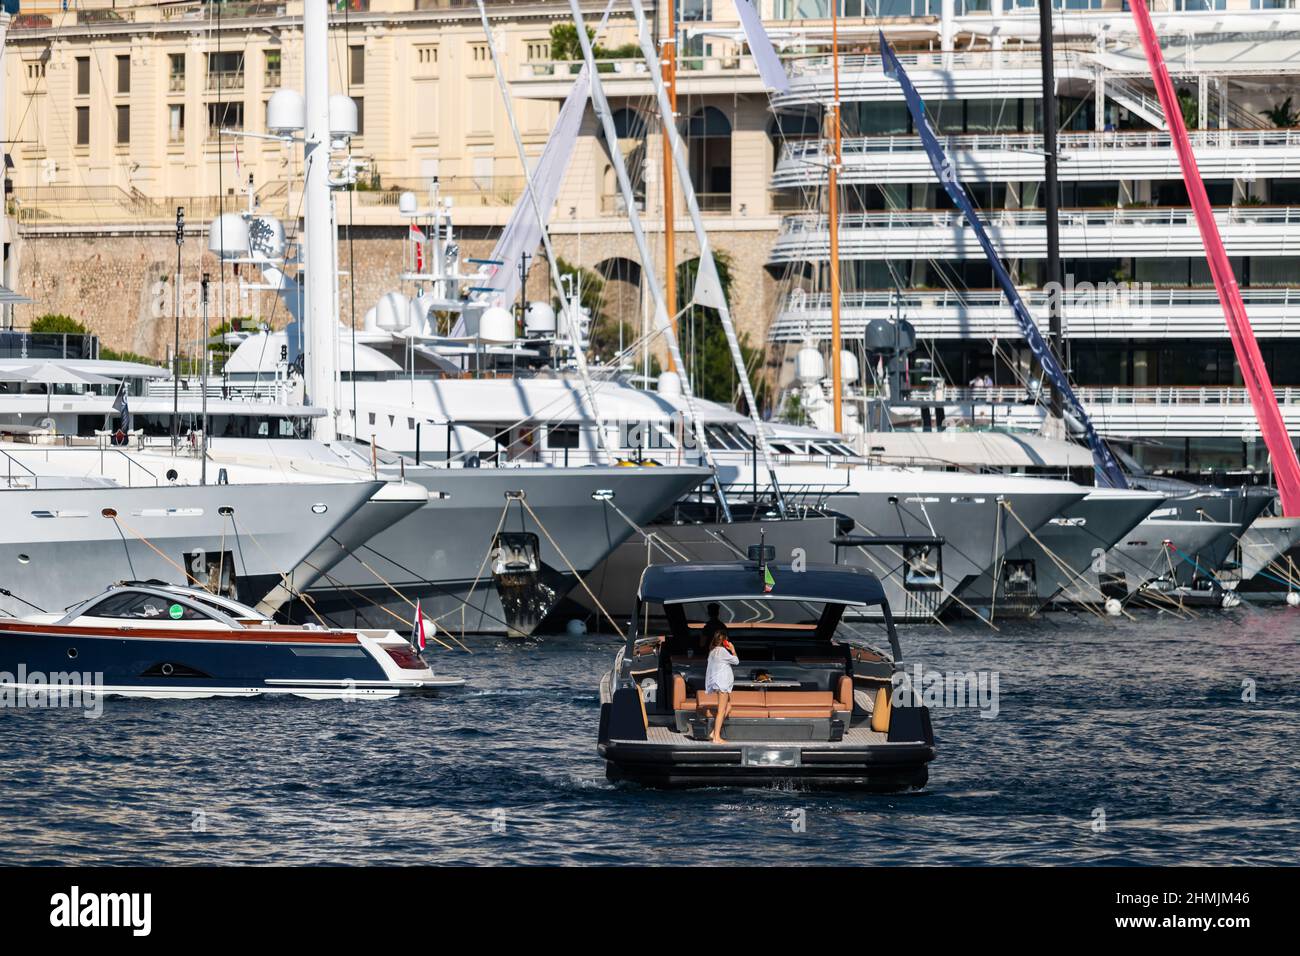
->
[999,499,1127,621]
[518,496,624,638]
[225,513,329,626]
[342,539,479,650]
[344,0,359,429]
[299,560,455,650]
[439,496,512,632]
[106,513,197,585]
[474,0,617,465]
[849,542,953,633]
[600,498,692,562]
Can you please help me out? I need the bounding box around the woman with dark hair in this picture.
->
[704,625,739,744]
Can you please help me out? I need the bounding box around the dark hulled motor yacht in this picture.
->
[597,555,934,790]
[0,582,463,700]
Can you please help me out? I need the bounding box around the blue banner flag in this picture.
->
[879,33,1128,489]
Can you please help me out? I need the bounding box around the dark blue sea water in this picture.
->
[0,603,1296,865]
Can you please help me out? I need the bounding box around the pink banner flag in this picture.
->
[1128,0,1300,514]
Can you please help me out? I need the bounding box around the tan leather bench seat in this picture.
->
[677,675,853,721]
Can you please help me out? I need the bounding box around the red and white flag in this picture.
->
[409,223,427,273]
[410,599,428,651]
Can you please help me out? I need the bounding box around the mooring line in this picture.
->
[518,496,624,638]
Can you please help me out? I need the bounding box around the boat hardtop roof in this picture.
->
[55,581,275,628]
[638,561,886,607]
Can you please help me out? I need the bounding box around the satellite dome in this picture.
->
[398,191,419,217]
[839,349,860,384]
[408,293,432,336]
[375,291,410,332]
[208,213,249,259]
[266,89,305,135]
[479,306,516,343]
[795,345,825,385]
[329,94,358,138]
[363,306,379,332]
[657,370,682,399]
[524,301,556,336]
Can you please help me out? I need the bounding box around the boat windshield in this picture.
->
[78,591,217,623]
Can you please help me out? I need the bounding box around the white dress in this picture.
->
[704,646,739,693]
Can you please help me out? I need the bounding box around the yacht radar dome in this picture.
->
[398,191,419,217]
[656,370,682,399]
[266,89,305,135]
[328,95,358,139]
[795,345,825,385]
[840,349,860,384]
[375,291,410,332]
[363,305,379,332]
[478,306,516,343]
[524,301,556,336]
[408,294,432,335]
[208,213,250,259]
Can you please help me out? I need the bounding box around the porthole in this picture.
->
[311,503,328,514]
[17,554,29,564]
[67,648,78,660]
[161,663,174,676]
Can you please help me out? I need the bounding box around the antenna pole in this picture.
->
[829,6,843,434]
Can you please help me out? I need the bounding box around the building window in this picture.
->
[207,101,245,136]
[526,41,549,61]
[76,57,89,96]
[264,49,281,88]
[471,44,489,63]
[75,106,89,146]
[169,104,185,144]
[685,106,732,212]
[416,45,438,66]
[116,105,130,144]
[116,55,130,95]
[169,53,185,92]
[349,45,365,86]
[677,0,713,20]
[353,97,364,136]
[207,51,244,92]
[27,63,45,81]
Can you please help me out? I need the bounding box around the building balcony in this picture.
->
[512,55,764,100]
[916,386,1300,440]
[769,205,1300,263]
[774,129,1300,188]
[770,287,1300,342]
[206,71,245,93]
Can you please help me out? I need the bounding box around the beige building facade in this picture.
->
[2,0,788,362]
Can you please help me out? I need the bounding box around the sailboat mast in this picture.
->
[1039,0,1064,421]
[829,6,843,433]
[662,1,678,355]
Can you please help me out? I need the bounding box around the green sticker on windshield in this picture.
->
[169,604,183,620]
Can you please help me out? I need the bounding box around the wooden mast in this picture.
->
[829,4,843,432]
[662,0,679,361]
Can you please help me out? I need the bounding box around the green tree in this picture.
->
[30,313,87,334]
[549,23,639,61]
[549,23,594,61]
[675,252,770,414]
